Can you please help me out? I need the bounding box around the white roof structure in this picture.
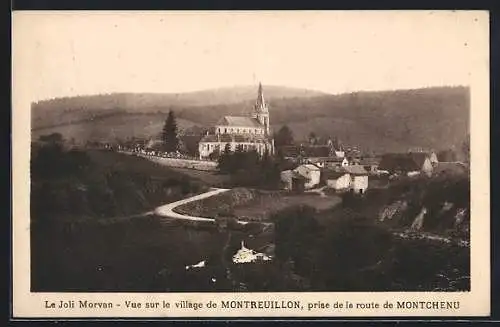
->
[185,260,206,270]
[232,241,272,264]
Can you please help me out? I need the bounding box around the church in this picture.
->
[198,83,275,159]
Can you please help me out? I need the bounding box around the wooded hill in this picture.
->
[32,85,469,153]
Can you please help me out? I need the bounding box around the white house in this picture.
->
[344,165,369,194]
[323,171,351,191]
[351,175,369,194]
[429,151,439,166]
[323,165,369,194]
[294,164,321,189]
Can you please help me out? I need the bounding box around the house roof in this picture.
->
[359,157,380,166]
[433,162,468,175]
[378,153,427,172]
[216,116,263,128]
[322,170,349,180]
[280,145,339,159]
[280,146,301,158]
[343,165,368,175]
[437,149,458,162]
[298,164,322,171]
[302,145,331,158]
[200,134,271,143]
[407,152,431,167]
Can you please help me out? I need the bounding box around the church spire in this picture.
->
[252,82,270,135]
[254,82,268,113]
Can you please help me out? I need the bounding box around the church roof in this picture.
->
[216,116,263,128]
[200,133,271,143]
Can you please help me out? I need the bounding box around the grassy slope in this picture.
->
[175,188,341,222]
[31,149,208,221]
[32,114,199,144]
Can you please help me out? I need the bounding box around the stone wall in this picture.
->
[121,151,218,171]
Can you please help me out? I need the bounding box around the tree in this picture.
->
[274,125,294,148]
[162,110,180,153]
[217,143,233,173]
[272,205,320,276]
[308,132,317,145]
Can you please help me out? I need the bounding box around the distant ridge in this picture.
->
[32,85,469,153]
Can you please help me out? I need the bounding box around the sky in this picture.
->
[13,10,488,101]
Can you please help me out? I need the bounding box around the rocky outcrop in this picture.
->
[410,207,427,231]
[378,200,408,222]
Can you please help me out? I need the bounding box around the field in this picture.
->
[167,167,231,187]
[32,113,199,144]
[175,188,341,222]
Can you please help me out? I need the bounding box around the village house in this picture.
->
[324,157,350,169]
[280,143,345,163]
[433,161,469,177]
[322,170,351,191]
[280,169,307,192]
[428,151,439,166]
[322,165,369,194]
[359,157,381,174]
[344,165,369,194]
[304,155,349,168]
[378,152,437,177]
[198,83,275,159]
[294,164,322,189]
[437,149,458,162]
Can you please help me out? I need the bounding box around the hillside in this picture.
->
[31,85,470,153]
[30,144,207,222]
[31,85,326,130]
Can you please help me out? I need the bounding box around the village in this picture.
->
[24,10,479,298]
[105,84,469,198]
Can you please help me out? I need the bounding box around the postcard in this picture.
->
[12,10,490,318]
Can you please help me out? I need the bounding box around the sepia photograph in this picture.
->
[12,10,490,317]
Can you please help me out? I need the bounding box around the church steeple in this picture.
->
[254,83,268,113]
[252,82,270,135]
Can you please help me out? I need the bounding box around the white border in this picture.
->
[11,10,490,318]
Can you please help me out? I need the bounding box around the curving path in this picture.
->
[154,188,231,222]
